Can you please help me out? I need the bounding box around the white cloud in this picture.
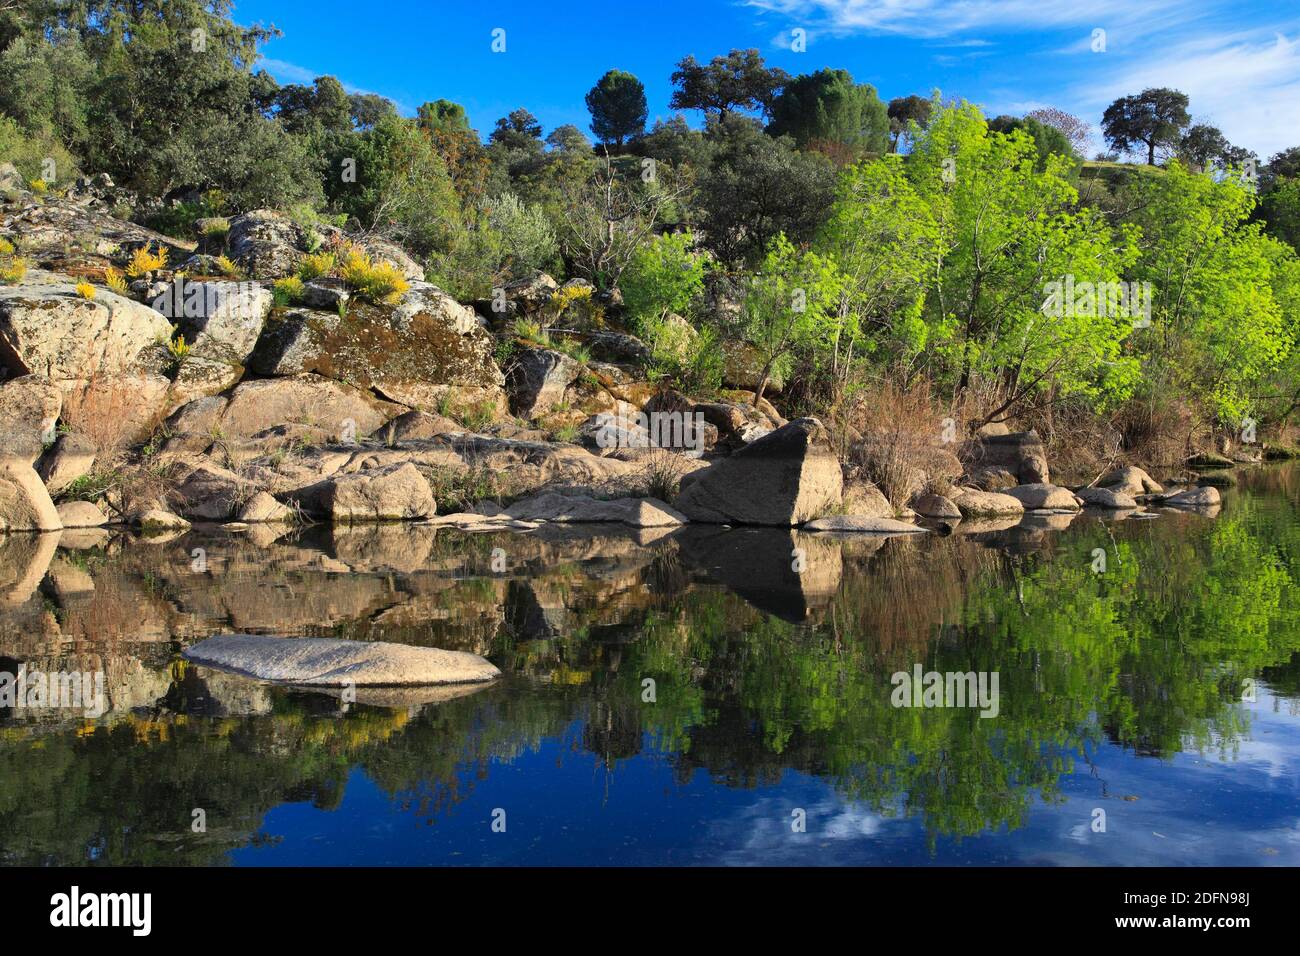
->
[745,0,1188,40]
[1072,30,1300,158]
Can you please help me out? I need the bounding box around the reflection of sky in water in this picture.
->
[232,685,1300,867]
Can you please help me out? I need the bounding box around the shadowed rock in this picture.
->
[674,418,842,526]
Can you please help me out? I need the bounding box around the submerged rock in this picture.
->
[56,500,108,528]
[912,493,962,519]
[504,492,685,527]
[183,633,501,686]
[1160,486,1221,507]
[954,488,1025,517]
[803,515,927,534]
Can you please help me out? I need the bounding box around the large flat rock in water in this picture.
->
[183,634,500,686]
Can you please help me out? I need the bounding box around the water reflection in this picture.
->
[1,467,1298,865]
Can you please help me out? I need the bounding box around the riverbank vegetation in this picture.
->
[3,0,1300,471]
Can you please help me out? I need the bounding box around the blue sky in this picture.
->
[234,0,1300,159]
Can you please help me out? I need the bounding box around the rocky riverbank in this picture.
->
[0,169,1266,542]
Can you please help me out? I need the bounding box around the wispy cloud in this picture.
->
[1072,29,1300,158]
[257,58,415,114]
[745,0,1188,40]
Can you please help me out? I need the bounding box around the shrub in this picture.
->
[272,276,305,306]
[297,251,336,281]
[641,450,690,500]
[125,245,167,278]
[75,281,95,300]
[620,231,705,329]
[0,237,13,256]
[202,218,230,240]
[104,266,128,295]
[27,178,48,195]
[166,333,191,361]
[213,254,240,277]
[339,247,410,304]
[0,257,27,284]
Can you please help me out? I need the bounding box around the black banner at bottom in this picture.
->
[6,865,1286,943]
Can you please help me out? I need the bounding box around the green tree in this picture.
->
[1101,87,1191,166]
[816,157,939,385]
[620,231,705,327]
[741,233,842,403]
[987,114,1077,170]
[1119,160,1296,420]
[585,69,648,149]
[417,98,471,134]
[669,49,789,119]
[887,94,932,152]
[349,93,398,131]
[767,68,889,155]
[1261,176,1300,251]
[274,75,352,135]
[327,115,463,258]
[907,102,1141,419]
[698,116,836,263]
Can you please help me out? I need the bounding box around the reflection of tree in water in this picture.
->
[2,468,1300,859]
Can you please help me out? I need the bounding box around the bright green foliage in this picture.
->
[817,157,939,378]
[741,233,843,403]
[1119,160,1297,420]
[620,232,706,328]
[906,102,1141,407]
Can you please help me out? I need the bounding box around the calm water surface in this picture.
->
[2,467,1299,866]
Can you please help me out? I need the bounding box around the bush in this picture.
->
[0,115,79,185]
[272,276,305,306]
[297,251,336,281]
[0,257,27,284]
[103,266,128,295]
[619,231,705,329]
[339,247,410,304]
[125,245,167,278]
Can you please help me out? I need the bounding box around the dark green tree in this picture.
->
[767,68,889,153]
[887,94,932,152]
[699,116,836,263]
[669,49,789,119]
[1101,87,1191,165]
[585,69,648,148]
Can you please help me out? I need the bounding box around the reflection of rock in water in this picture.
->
[505,579,568,640]
[285,681,493,709]
[162,663,274,717]
[676,526,842,623]
[0,532,59,607]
